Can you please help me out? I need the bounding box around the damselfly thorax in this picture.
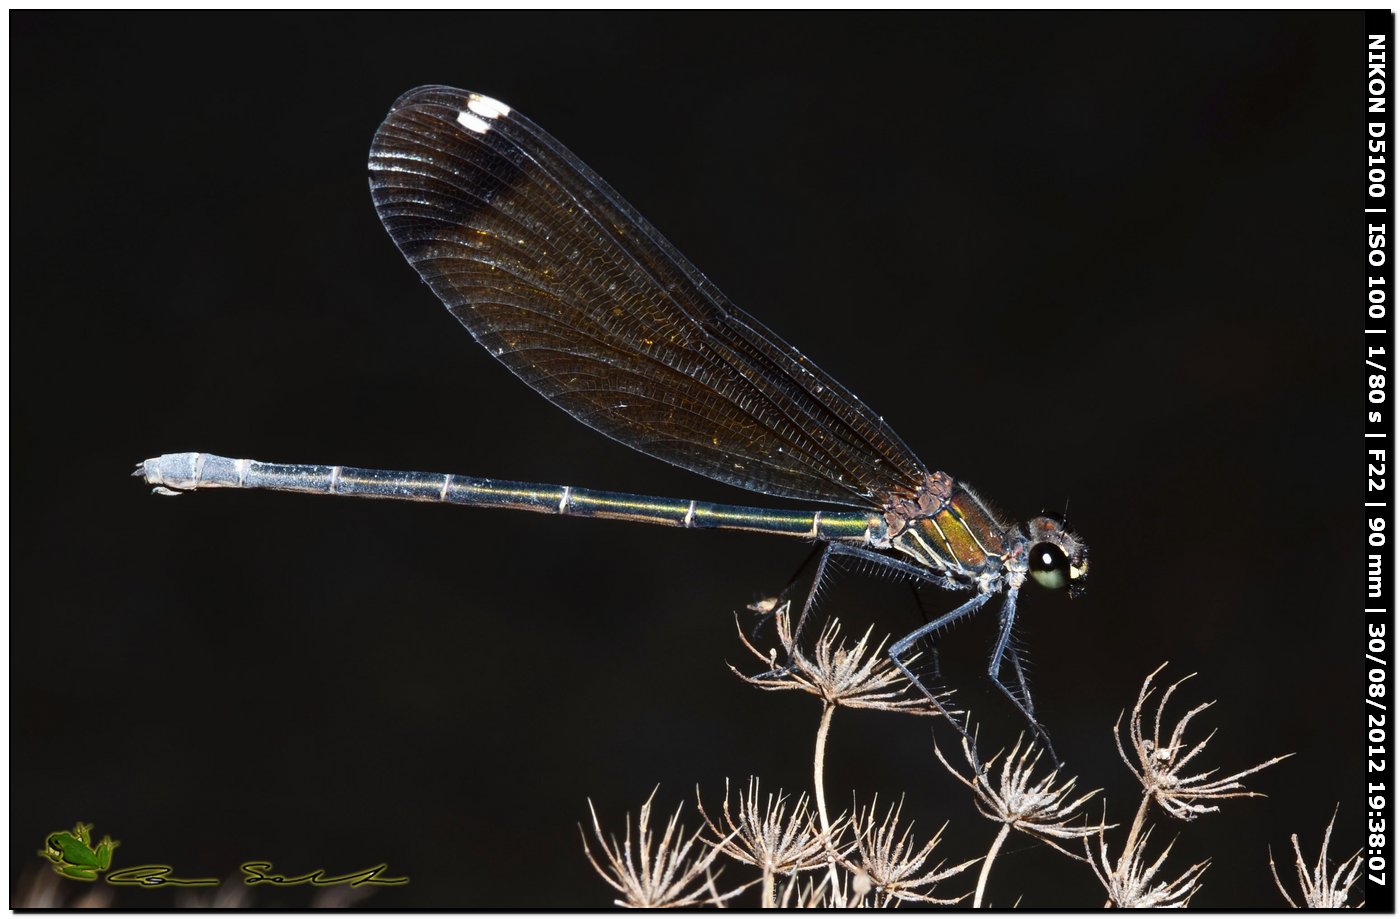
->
[881,472,1089,595]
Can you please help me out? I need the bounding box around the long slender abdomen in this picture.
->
[138,453,885,546]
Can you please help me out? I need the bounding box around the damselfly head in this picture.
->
[1024,514,1088,596]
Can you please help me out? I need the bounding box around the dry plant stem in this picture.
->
[761,868,775,909]
[813,701,841,895]
[1121,791,1154,866]
[1088,820,1209,908]
[813,702,836,835]
[974,823,1011,908]
[1105,790,1156,907]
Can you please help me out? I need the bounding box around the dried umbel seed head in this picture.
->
[581,790,745,908]
[731,603,950,715]
[838,796,978,906]
[696,777,836,876]
[1088,821,1209,909]
[937,733,1106,844]
[1116,664,1291,820]
[1270,810,1365,909]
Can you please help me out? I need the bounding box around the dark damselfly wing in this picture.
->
[368,85,929,509]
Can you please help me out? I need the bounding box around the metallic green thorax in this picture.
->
[889,480,1009,577]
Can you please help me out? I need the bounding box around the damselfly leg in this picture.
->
[747,543,827,642]
[884,588,1056,770]
[910,585,945,685]
[987,592,1058,763]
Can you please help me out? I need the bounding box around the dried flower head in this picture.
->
[697,777,838,875]
[1088,820,1209,908]
[840,795,977,906]
[937,732,1106,847]
[732,602,952,715]
[1270,810,1365,908]
[1116,663,1292,820]
[582,789,742,908]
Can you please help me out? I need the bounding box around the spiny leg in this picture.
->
[1006,643,1034,721]
[784,541,956,654]
[749,542,826,641]
[753,541,1046,771]
[822,541,976,664]
[751,542,839,678]
[823,541,961,587]
[888,592,994,767]
[813,551,1059,769]
[762,542,951,679]
[788,543,836,652]
[909,586,944,685]
[820,544,985,746]
[987,589,1059,767]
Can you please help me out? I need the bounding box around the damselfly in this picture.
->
[140,86,1089,757]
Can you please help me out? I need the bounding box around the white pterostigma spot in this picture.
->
[456,110,492,135]
[466,93,511,120]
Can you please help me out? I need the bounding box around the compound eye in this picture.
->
[1029,543,1070,590]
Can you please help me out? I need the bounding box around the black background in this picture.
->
[11,11,1369,908]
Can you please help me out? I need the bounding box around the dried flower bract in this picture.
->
[1270,810,1364,908]
[582,789,743,908]
[840,795,977,906]
[1116,663,1291,820]
[732,602,951,715]
[1089,820,1208,908]
[697,777,837,875]
[938,732,1106,846]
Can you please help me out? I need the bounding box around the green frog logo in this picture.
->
[39,822,119,881]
